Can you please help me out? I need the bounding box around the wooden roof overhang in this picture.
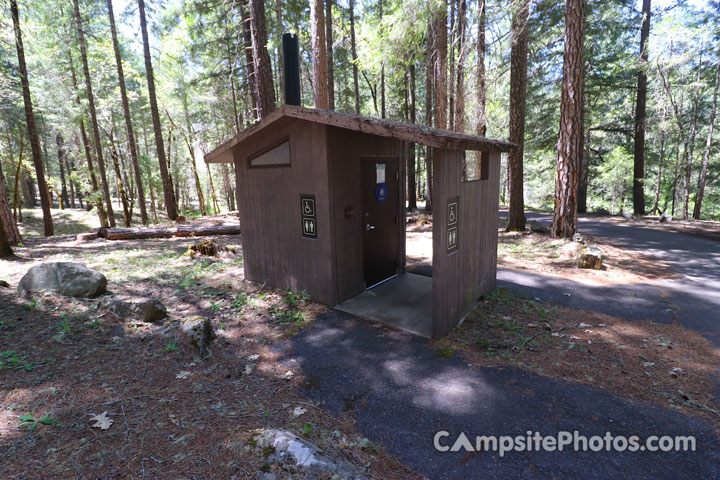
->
[204,105,518,164]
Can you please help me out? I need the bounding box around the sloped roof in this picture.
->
[204,105,517,164]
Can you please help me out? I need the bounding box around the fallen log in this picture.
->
[97,224,242,240]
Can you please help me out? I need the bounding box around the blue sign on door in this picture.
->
[375,183,387,202]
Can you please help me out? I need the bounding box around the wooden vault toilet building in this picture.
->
[205,105,515,338]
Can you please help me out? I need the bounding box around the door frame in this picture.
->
[359,155,406,289]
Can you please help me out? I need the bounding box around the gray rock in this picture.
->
[621,212,635,220]
[572,232,584,243]
[253,428,367,480]
[179,316,216,358]
[98,295,167,323]
[659,214,673,223]
[530,221,550,234]
[577,246,603,270]
[669,367,685,378]
[17,262,107,298]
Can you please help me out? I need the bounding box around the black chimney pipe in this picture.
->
[282,33,301,106]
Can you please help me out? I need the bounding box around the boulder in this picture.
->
[98,295,167,323]
[17,262,107,298]
[659,214,673,223]
[253,428,367,480]
[530,221,550,234]
[577,246,603,270]
[178,315,216,358]
[572,232,585,243]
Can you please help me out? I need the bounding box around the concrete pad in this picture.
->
[335,273,432,337]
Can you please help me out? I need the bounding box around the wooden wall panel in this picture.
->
[326,127,404,303]
[234,120,336,304]
[432,150,501,337]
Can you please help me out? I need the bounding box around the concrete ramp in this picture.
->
[335,273,432,337]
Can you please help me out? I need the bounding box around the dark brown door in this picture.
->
[361,157,399,288]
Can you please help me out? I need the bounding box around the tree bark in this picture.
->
[0,206,13,257]
[56,133,68,209]
[311,0,329,110]
[652,129,666,215]
[67,46,107,226]
[506,0,530,232]
[632,0,651,216]
[326,0,335,110]
[683,54,703,220]
[241,1,257,123]
[408,63,417,210]
[454,0,467,132]
[349,0,360,114]
[552,0,585,238]
[425,18,434,213]
[476,0,486,136]
[73,0,116,228]
[432,1,448,131]
[107,0,148,225]
[658,66,688,219]
[98,224,242,241]
[138,0,178,221]
[249,0,276,119]
[11,0,53,236]
[0,152,22,245]
[12,129,24,224]
[693,53,720,219]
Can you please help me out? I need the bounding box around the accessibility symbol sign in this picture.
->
[301,195,317,239]
[448,202,458,226]
[302,198,315,217]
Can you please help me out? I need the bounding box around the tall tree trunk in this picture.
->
[379,0,386,118]
[693,53,720,219]
[683,54,703,220]
[73,0,116,228]
[326,0,335,110]
[448,0,456,129]
[476,0,486,136]
[241,1,257,123]
[11,0,53,236]
[552,0,585,238]
[454,0,467,132]
[12,129,24,223]
[311,0,329,109]
[68,47,107,226]
[408,63,417,210]
[138,0,178,221]
[433,1,448,131]
[207,164,220,214]
[0,153,21,245]
[632,0,651,216]
[652,130,666,215]
[249,0,276,119]
[145,164,159,223]
[506,0,530,232]
[56,133,68,209]
[0,207,13,257]
[349,0,360,114]
[107,0,148,225]
[275,0,284,102]
[425,19,435,213]
[106,128,132,227]
[659,67,689,219]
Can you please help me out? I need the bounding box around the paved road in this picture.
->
[498,212,720,345]
[282,312,720,479]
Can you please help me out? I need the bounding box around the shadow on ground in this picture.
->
[281,311,720,479]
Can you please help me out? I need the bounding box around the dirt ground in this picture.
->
[0,211,418,479]
[2,208,720,478]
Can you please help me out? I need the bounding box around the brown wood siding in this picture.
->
[326,126,405,303]
[431,150,500,337]
[234,119,337,304]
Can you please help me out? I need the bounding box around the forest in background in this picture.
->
[0,0,719,247]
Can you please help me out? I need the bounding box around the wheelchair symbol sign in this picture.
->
[302,198,315,217]
[448,202,457,226]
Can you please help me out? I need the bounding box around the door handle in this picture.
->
[365,224,376,231]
